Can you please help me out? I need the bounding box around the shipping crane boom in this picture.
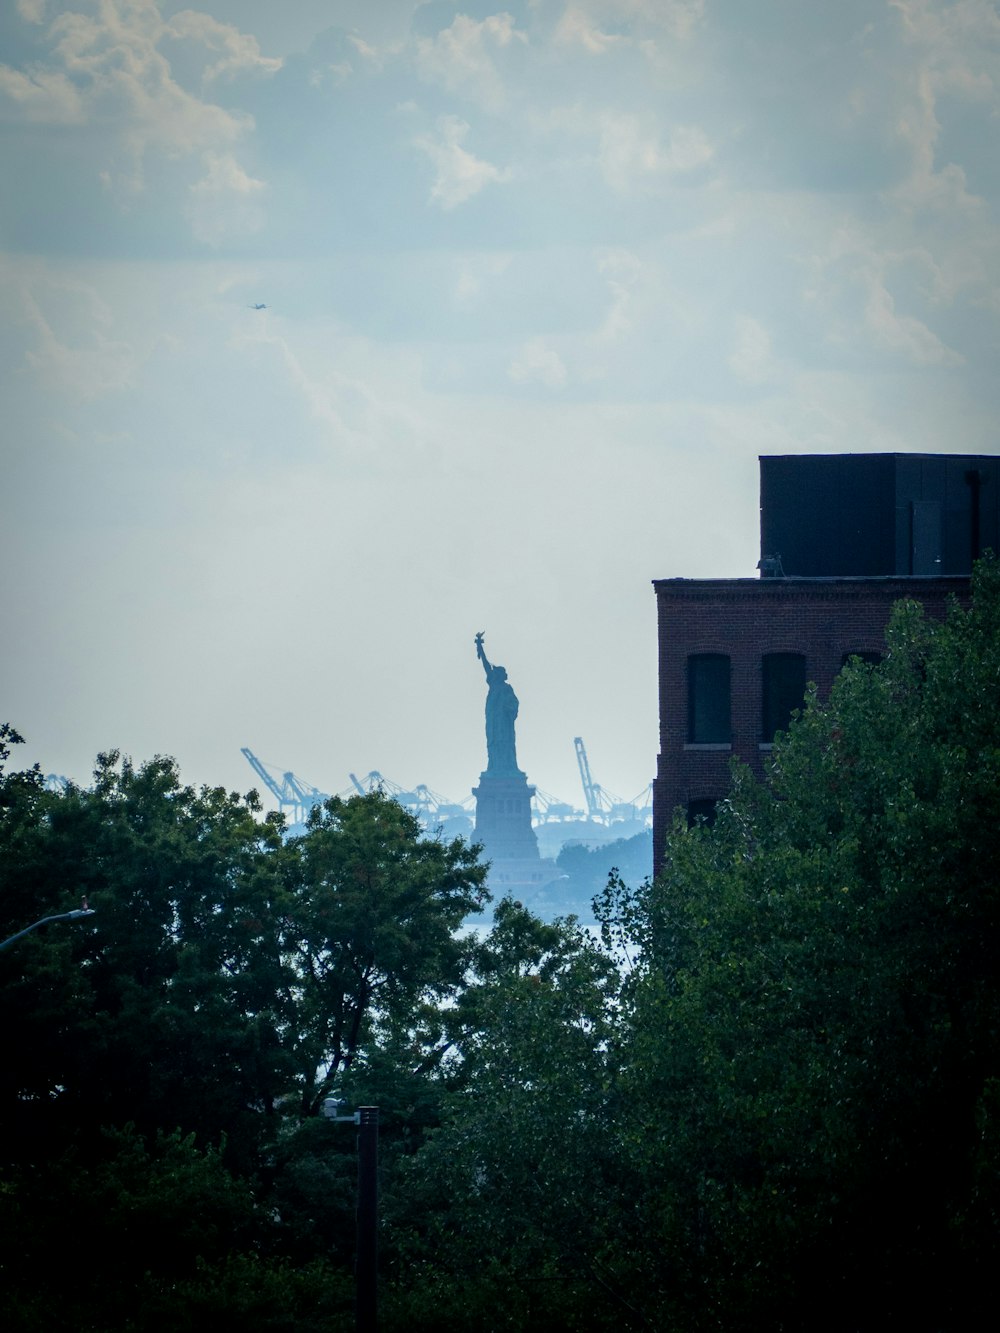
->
[573,737,648,825]
[574,737,602,819]
[241,747,329,826]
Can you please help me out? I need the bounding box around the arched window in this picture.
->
[762,652,806,742]
[687,654,731,743]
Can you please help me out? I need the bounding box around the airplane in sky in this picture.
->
[249,303,266,310]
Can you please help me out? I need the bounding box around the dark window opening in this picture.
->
[762,652,806,742]
[841,650,882,669]
[687,798,720,828]
[687,654,731,743]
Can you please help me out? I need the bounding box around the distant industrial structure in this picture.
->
[240,749,476,837]
[240,733,651,857]
[652,452,998,873]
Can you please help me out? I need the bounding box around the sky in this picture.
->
[2,0,999,817]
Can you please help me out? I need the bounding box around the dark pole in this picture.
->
[356,1106,379,1333]
[0,907,95,951]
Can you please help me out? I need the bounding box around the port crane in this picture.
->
[240,748,330,827]
[574,737,652,825]
[240,745,645,836]
[341,772,471,826]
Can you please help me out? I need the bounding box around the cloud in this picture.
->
[555,7,624,55]
[16,0,47,24]
[416,11,525,110]
[887,0,1000,211]
[804,223,966,370]
[4,260,144,398]
[863,271,962,365]
[508,337,568,388]
[415,115,511,209]
[226,315,431,469]
[452,252,513,305]
[186,150,267,246]
[0,63,83,123]
[728,315,774,385]
[890,0,1000,60]
[556,0,706,49]
[50,2,252,168]
[246,330,365,454]
[598,112,713,192]
[595,249,644,340]
[164,9,283,83]
[1,0,264,205]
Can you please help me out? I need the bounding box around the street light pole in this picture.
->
[0,905,96,952]
[322,1099,380,1331]
[355,1106,379,1333]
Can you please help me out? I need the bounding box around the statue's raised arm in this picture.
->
[475,631,492,677]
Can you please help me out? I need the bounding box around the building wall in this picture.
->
[651,575,968,873]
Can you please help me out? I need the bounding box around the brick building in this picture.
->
[651,453,999,873]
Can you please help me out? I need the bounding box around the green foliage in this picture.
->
[0,746,489,1326]
[281,792,488,1116]
[556,830,652,899]
[0,1126,354,1332]
[387,900,627,1328]
[548,829,652,919]
[0,750,290,1170]
[599,557,1000,1329]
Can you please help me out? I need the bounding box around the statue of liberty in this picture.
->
[475,632,522,776]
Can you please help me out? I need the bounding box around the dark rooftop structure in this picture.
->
[759,453,999,578]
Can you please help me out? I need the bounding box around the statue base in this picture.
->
[472,774,561,900]
[473,772,540,861]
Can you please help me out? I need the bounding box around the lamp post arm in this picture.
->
[0,908,96,952]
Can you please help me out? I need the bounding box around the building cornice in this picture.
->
[652,575,970,601]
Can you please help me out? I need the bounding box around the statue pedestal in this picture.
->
[473,772,539,861]
[473,773,560,898]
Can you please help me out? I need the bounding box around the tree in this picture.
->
[0,1125,352,1333]
[386,899,626,1330]
[279,791,488,1118]
[0,743,491,1327]
[252,793,488,1276]
[0,748,294,1168]
[554,830,652,915]
[599,557,1000,1330]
